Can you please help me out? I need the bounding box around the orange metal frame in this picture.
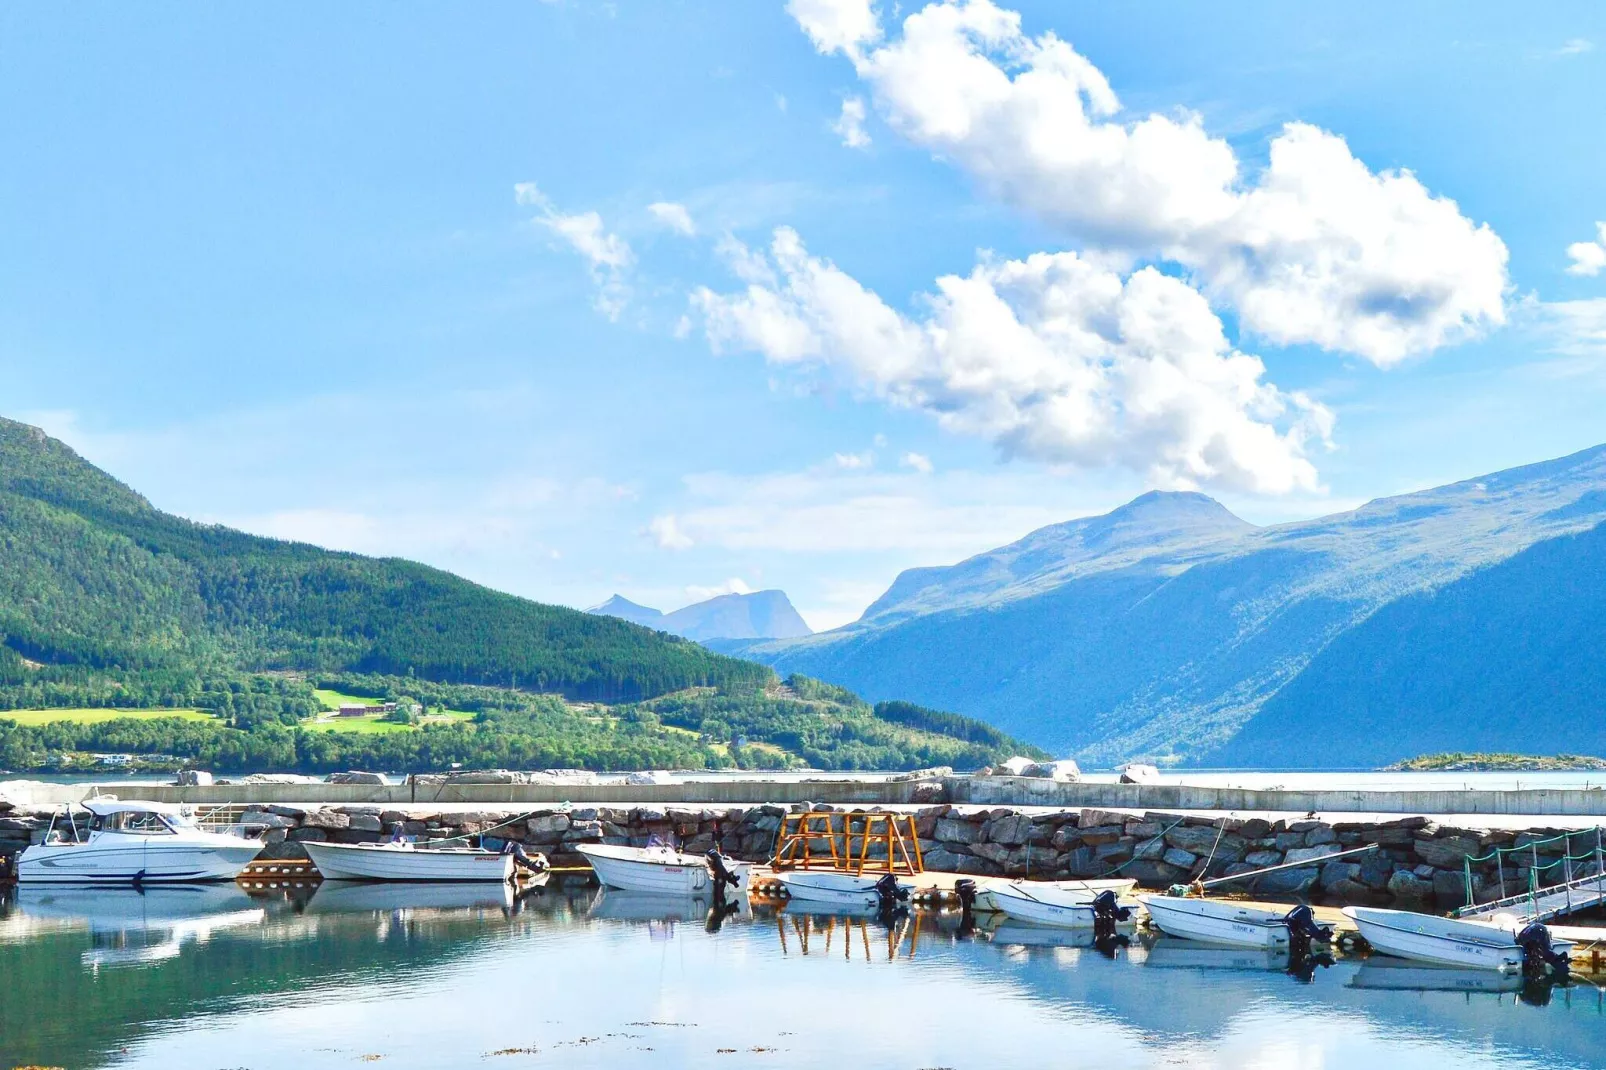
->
[770,811,924,876]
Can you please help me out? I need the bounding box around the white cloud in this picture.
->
[833,96,872,148]
[685,577,754,601]
[786,0,881,58]
[647,513,695,549]
[1559,38,1594,55]
[901,451,934,473]
[515,182,634,319]
[694,227,1331,494]
[833,449,874,469]
[793,0,1510,367]
[1537,298,1606,357]
[647,201,697,236]
[1565,222,1606,277]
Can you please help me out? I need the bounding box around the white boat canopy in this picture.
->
[81,800,185,817]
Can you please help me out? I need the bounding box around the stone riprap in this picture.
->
[2,800,1600,910]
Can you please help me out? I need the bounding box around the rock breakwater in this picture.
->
[2,798,1600,909]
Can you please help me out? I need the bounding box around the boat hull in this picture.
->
[974,878,1137,916]
[575,844,749,895]
[1139,895,1292,949]
[302,841,515,882]
[1342,906,1571,972]
[17,836,262,884]
[775,870,904,908]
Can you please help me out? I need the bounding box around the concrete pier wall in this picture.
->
[7,775,1606,816]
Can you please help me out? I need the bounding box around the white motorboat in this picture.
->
[1139,895,1299,948]
[774,869,910,909]
[575,843,751,896]
[16,801,263,884]
[974,877,1137,915]
[1342,906,1574,972]
[301,840,518,882]
[985,880,1137,928]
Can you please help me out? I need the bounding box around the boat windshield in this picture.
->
[102,810,179,834]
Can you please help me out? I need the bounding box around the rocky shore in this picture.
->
[8,796,1599,910]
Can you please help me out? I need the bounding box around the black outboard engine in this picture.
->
[953,878,979,935]
[1515,922,1571,978]
[873,874,910,920]
[1282,904,1333,981]
[1090,890,1132,954]
[705,850,743,906]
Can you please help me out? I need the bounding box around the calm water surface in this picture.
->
[2,879,1603,1070]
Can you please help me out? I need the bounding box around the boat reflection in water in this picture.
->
[1348,957,1524,994]
[304,878,524,915]
[14,883,265,969]
[1137,934,1293,973]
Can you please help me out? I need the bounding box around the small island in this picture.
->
[1384,752,1606,772]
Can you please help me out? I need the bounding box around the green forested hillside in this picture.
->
[0,419,1034,773]
[0,418,765,702]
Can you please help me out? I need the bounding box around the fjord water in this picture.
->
[1,882,1601,1070]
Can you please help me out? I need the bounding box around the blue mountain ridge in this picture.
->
[714,443,1606,767]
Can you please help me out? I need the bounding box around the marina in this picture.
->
[2,875,1604,1070]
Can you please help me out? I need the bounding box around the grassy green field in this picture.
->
[305,688,475,734]
[0,708,217,726]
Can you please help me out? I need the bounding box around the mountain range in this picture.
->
[589,590,813,642]
[716,445,1606,767]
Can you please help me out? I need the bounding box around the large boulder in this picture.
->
[1256,867,1319,896]
[1164,825,1226,856]
[1413,834,1482,869]
[984,814,1034,846]
[994,757,1036,776]
[174,770,213,786]
[327,771,388,785]
[1432,869,1470,909]
[1022,760,1081,782]
[934,818,981,845]
[1122,860,1187,885]
[301,810,351,831]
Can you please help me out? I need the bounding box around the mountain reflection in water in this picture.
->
[1,880,1602,1069]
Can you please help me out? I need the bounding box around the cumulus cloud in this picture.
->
[648,201,697,236]
[516,182,634,319]
[1558,38,1594,56]
[787,0,881,58]
[793,0,1510,366]
[647,513,694,549]
[694,228,1332,494]
[901,451,934,473]
[1566,223,1606,277]
[833,96,872,148]
[834,449,875,469]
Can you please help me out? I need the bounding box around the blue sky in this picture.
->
[3,1,1604,629]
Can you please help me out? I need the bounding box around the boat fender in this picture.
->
[1514,922,1571,978]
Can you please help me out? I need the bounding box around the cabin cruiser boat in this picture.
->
[1342,906,1573,973]
[1139,894,1324,949]
[16,801,263,884]
[301,839,527,882]
[974,877,1137,915]
[575,843,751,896]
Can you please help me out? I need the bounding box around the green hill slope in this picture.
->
[0,417,765,702]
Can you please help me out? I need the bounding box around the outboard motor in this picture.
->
[1090,890,1133,953]
[873,874,910,920]
[1282,904,1333,981]
[1515,922,1571,978]
[953,878,979,935]
[706,850,743,906]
